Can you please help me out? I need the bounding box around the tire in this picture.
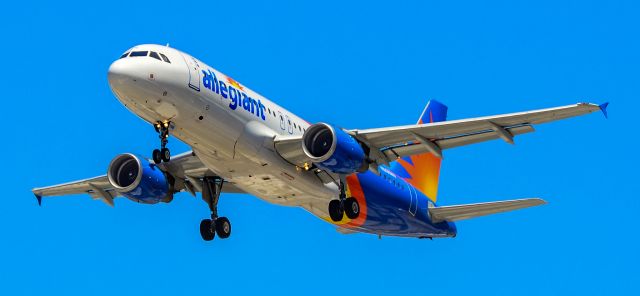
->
[215,217,231,239]
[161,148,171,162]
[200,219,215,241]
[344,197,360,219]
[328,200,344,222]
[152,149,162,164]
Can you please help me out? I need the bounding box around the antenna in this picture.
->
[166,43,170,47]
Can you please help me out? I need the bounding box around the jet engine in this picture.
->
[302,123,368,174]
[107,153,171,204]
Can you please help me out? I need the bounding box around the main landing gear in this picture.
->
[152,121,171,164]
[199,177,232,241]
[328,180,360,222]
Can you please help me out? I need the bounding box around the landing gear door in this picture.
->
[183,54,201,91]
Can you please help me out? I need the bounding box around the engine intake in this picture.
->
[107,153,170,204]
[302,123,368,174]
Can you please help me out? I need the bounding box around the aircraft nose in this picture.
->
[107,59,134,84]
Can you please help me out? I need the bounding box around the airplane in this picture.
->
[32,44,608,241]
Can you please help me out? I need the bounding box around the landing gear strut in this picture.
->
[328,178,360,222]
[152,121,171,164]
[199,177,232,241]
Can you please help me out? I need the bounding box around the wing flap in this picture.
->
[429,198,546,222]
[382,125,535,160]
[32,175,112,197]
[32,175,119,206]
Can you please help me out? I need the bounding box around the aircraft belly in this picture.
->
[195,151,335,205]
[323,172,456,238]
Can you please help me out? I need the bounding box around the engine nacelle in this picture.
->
[107,153,170,204]
[302,123,368,174]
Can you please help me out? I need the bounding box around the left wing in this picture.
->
[32,151,244,206]
[32,175,118,206]
[274,102,608,169]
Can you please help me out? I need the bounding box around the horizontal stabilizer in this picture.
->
[429,198,546,222]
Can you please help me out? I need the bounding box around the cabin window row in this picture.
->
[382,173,405,190]
[265,107,306,133]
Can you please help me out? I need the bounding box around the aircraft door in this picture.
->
[278,111,285,131]
[183,54,201,91]
[285,115,293,134]
[409,186,418,216]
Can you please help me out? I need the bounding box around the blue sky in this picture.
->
[1,0,638,295]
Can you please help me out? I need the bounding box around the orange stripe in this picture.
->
[344,174,367,227]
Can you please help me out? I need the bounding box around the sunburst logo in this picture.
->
[226,77,244,91]
[396,154,441,202]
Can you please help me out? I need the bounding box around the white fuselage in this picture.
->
[108,44,338,217]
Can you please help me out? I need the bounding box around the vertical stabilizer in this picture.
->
[389,100,447,202]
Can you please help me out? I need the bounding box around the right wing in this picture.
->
[428,198,546,223]
[32,151,244,206]
[353,102,607,164]
[274,102,608,169]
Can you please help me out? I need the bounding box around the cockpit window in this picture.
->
[160,53,171,63]
[149,51,161,61]
[120,52,129,59]
[129,51,148,57]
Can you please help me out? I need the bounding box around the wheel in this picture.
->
[200,219,215,241]
[152,149,162,164]
[215,217,231,239]
[328,200,344,222]
[344,197,360,219]
[161,148,171,162]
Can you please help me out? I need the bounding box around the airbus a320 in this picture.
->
[33,44,608,241]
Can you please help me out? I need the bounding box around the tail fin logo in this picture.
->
[389,100,447,202]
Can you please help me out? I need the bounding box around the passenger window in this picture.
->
[160,53,171,63]
[130,51,148,57]
[120,52,129,59]
[149,51,161,61]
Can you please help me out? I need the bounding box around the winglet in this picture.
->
[599,102,609,119]
[34,194,42,206]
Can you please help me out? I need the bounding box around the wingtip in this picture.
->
[34,194,42,206]
[599,102,609,119]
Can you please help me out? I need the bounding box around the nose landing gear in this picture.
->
[152,121,171,164]
[199,177,232,241]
